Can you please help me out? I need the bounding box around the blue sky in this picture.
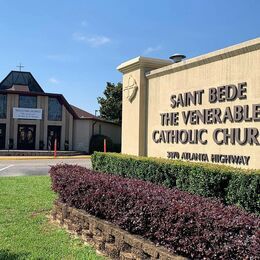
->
[0,0,259,113]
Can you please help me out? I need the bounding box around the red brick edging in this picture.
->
[51,201,185,260]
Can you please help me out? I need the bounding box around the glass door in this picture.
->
[0,124,6,149]
[47,126,61,150]
[17,125,36,150]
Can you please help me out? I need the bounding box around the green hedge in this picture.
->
[91,152,260,214]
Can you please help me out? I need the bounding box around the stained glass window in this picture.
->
[48,97,62,121]
[0,94,7,118]
[19,95,37,108]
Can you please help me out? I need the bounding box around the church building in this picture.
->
[0,70,121,152]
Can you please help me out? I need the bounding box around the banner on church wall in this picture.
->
[13,107,43,120]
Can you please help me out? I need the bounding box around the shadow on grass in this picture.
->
[0,250,30,260]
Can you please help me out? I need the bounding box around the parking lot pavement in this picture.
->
[0,158,91,177]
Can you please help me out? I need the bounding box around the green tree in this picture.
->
[97,82,122,124]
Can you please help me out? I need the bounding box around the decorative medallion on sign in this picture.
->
[124,75,138,103]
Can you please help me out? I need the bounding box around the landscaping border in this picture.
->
[91,152,260,214]
[51,201,185,260]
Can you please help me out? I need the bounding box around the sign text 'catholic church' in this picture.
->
[118,38,260,169]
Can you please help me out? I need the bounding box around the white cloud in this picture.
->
[73,32,111,47]
[46,54,75,62]
[73,32,87,41]
[48,77,60,84]
[87,36,111,46]
[81,20,88,27]
[143,45,162,55]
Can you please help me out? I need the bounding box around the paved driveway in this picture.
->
[0,158,91,177]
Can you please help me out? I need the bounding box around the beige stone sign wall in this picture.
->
[118,38,260,169]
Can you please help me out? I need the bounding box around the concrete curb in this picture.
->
[0,155,91,160]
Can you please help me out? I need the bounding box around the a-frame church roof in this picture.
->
[0,71,44,93]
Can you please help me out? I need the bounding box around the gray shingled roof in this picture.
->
[70,104,98,119]
[0,71,44,93]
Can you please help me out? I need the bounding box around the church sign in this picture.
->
[118,38,260,169]
[152,82,259,166]
[13,107,43,120]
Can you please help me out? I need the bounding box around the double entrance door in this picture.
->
[17,125,61,150]
[47,126,61,150]
[17,125,36,150]
[0,124,6,149]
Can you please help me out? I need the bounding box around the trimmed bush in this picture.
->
[50,164,260,259]
[89,135,121,154]
[91,152,260,214]
[112,143,121,153]
[89,135,113,154]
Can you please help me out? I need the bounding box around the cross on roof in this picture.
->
[16,63,24,71]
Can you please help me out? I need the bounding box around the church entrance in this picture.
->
[0,124,6,149]
[47,126,61,150]
[17,125,36,150]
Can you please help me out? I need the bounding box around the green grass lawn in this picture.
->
[0,176,104,260]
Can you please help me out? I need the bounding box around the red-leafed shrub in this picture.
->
[50,164,260,259]
[91,152,260,214]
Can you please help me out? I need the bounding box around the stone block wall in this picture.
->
[52,201,185,260]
